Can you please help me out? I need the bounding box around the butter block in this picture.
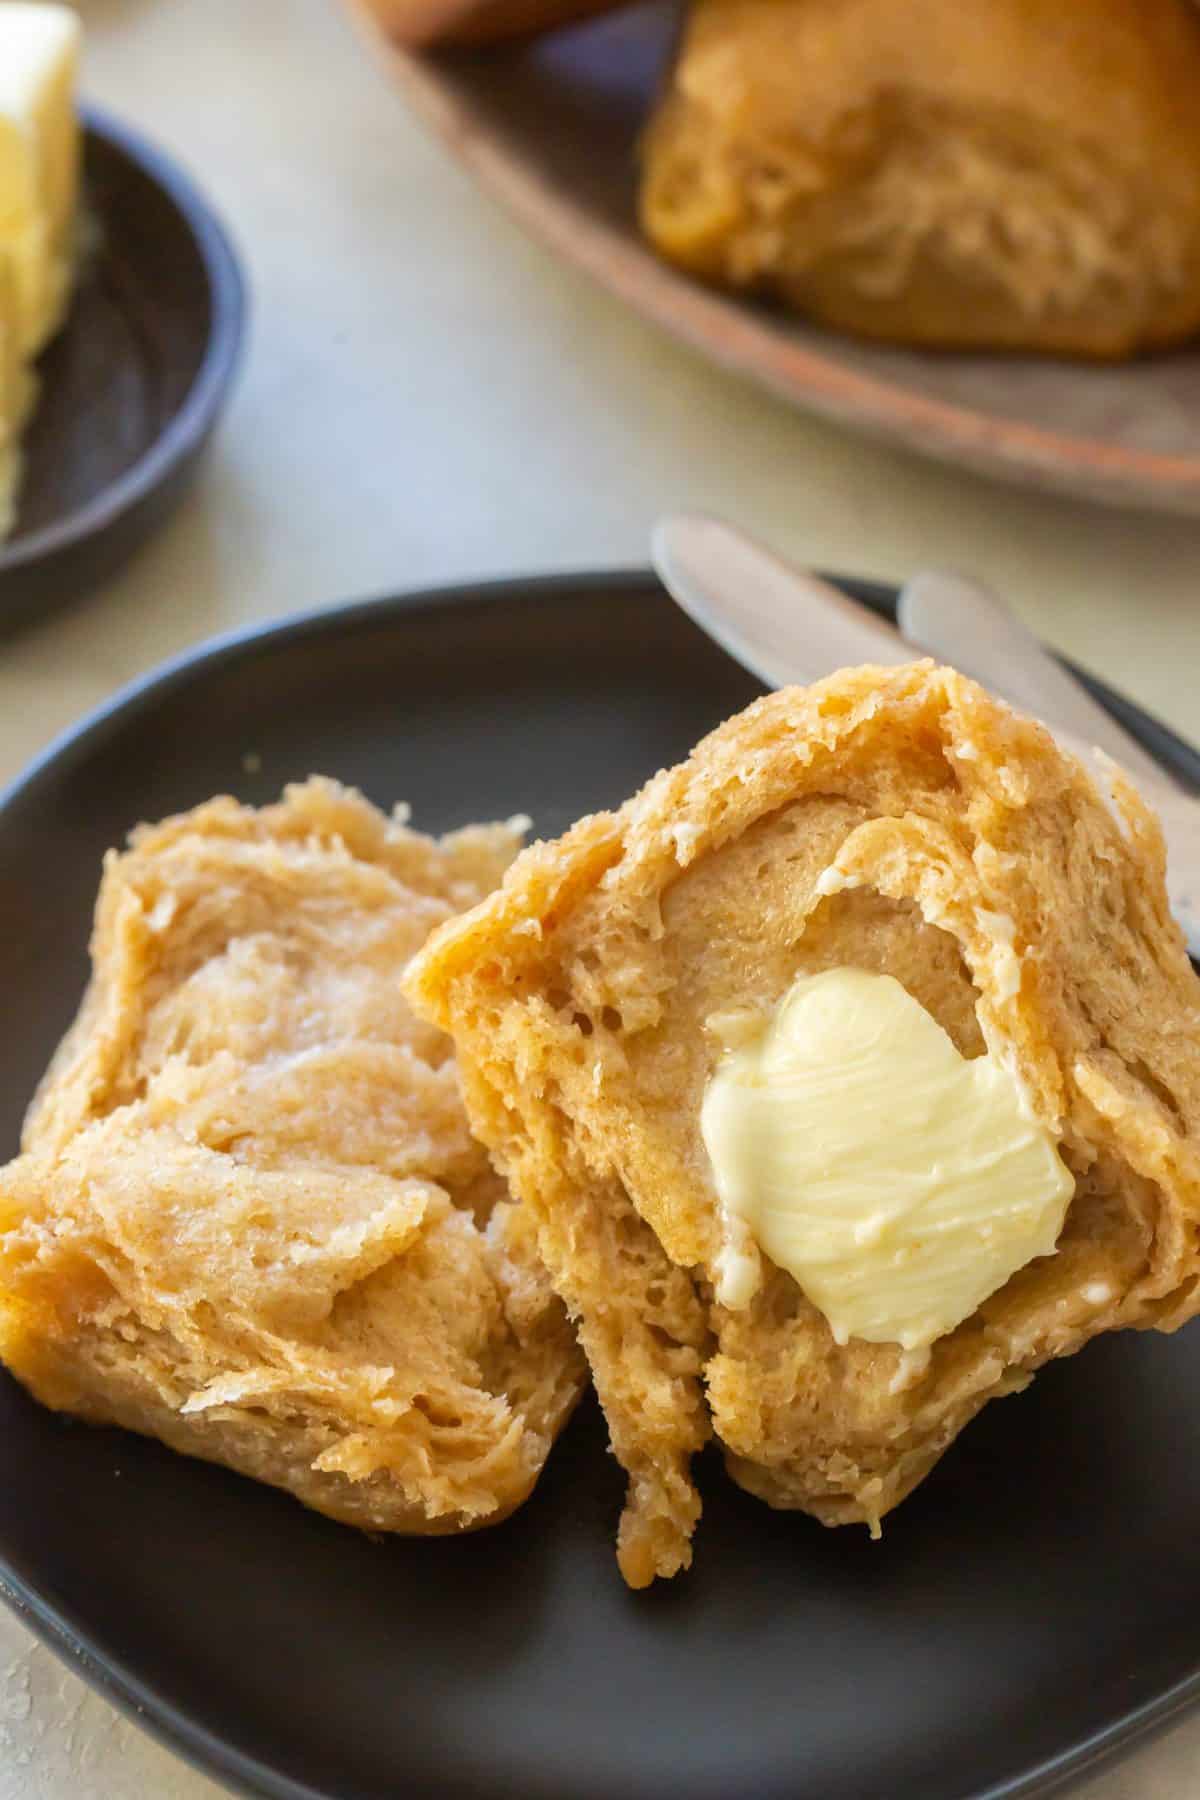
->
[0,4,81,355]
[702,968,1075,1352]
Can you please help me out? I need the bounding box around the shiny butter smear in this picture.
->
[701,968,1074,1351]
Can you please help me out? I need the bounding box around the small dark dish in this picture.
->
[0,105,246,631]
[0,572,1198,1800]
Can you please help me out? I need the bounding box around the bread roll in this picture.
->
[0,779,584,1535]
[408,665,1200,1583]
[640,0,1200,356]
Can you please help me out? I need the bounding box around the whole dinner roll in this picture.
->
[640,0,1200,357]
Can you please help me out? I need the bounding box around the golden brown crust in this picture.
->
[640,0,1200,357]
[406,664,1200,1581]
[0,778,585,1535]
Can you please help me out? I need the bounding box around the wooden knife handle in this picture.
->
[357,0,626,47]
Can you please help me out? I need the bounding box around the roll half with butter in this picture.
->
[406,663,1200,1586]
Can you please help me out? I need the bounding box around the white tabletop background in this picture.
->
[2,1,1199,1793]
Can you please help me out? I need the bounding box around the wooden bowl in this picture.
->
[0,107,247,632]
[348,0,1200,515]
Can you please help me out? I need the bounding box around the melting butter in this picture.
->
[700,968,1074,1351]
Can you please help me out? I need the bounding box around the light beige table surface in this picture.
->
[2,1,1199,1795]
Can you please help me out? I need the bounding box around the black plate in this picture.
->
[2,573,1199,1800]
[0,107,246,631]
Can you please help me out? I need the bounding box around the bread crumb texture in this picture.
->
[406,664,1200,1584]
[0,778,585,1536]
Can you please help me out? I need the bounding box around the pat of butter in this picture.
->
[0,4,81,355]
[701,968,1073,1350]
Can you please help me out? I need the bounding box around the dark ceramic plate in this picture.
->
[1,573,1199,1800]
[0,107,246,630]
